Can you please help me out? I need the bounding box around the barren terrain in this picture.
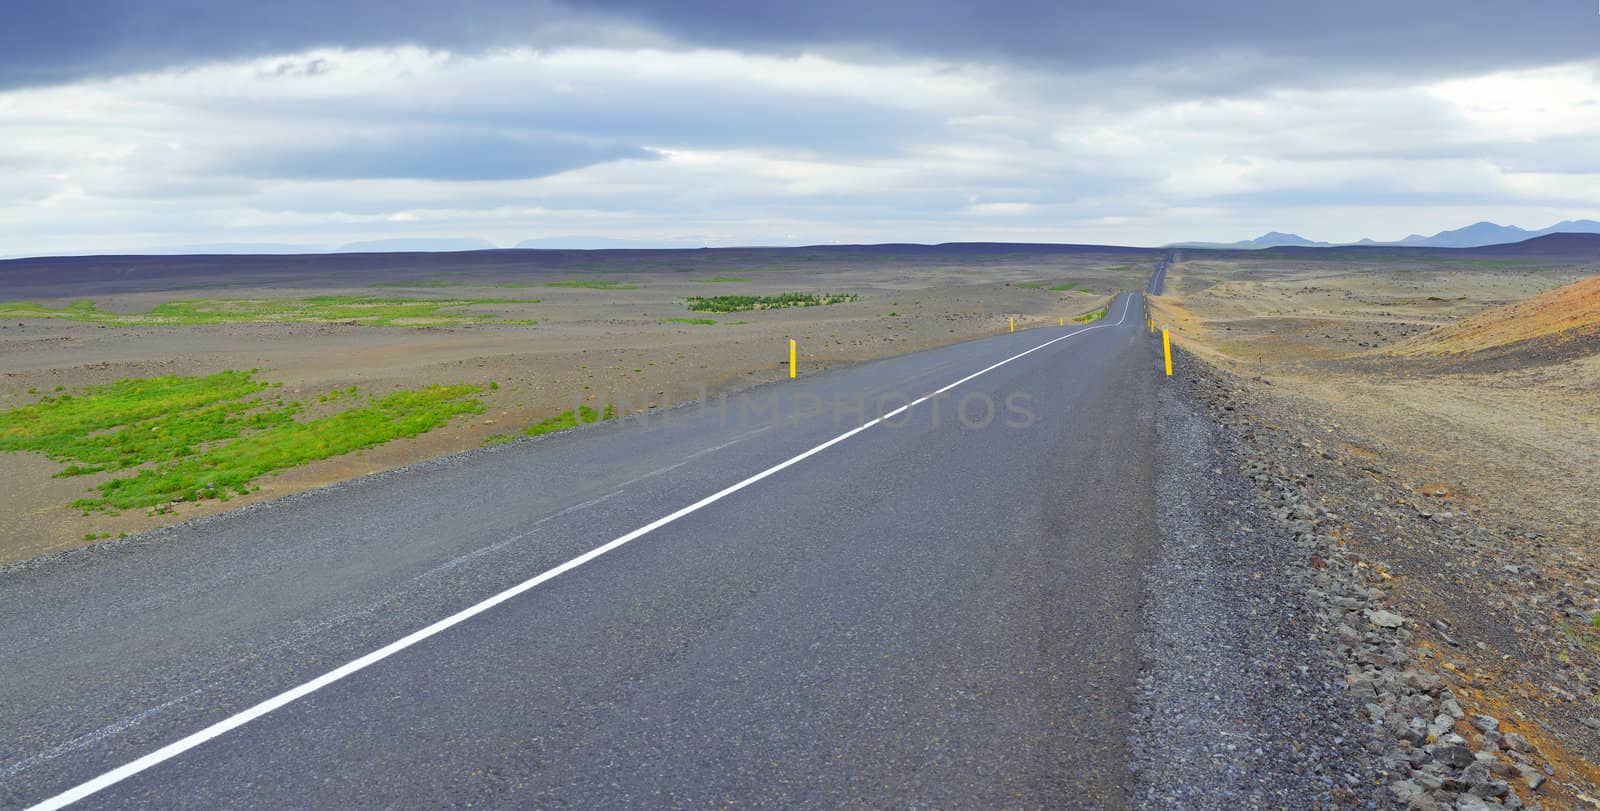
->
[1153,242,1600,806]
[0,245,1149,563]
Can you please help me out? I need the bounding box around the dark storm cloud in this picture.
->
[0,0,574,89]
[224,132,658,181]
[4,1,1595,91]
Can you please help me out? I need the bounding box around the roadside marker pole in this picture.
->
[1059,316,1064,326]
[1009,317,1015,333]
[789,339,797,379]
[1162,328,1173,376]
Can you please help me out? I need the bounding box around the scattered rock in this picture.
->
[1518,765,1547,792]
[1497,732,1529,753]
[1366,608,1407,629]
[1166,357,1586,810]
[1436,744,1476,769]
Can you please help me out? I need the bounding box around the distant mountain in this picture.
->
[514,236,706,250]
[1393,220,1600,248]
[1392,222,1530,248]
[1170,231,1332,249]
[336,238,498,253]
[1174,220,1600,250]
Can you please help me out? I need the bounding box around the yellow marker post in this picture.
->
[1162,328,1173,376]
[1009,317,1015,333]
[1059,316,1064,326]
[789,338,797,379]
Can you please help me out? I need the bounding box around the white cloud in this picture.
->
[1,44,1597,256]
[969,202,1036,216]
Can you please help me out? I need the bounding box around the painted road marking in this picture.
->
[28,294,1134,811]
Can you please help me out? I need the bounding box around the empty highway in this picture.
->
[3,293,1159,809]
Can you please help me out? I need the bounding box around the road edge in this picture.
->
[1129,348,1385,807]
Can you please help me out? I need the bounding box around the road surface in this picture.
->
[3,292,1159,809]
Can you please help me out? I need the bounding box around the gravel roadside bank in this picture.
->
[1131,352,1382,808]
[1136,349,1597,810]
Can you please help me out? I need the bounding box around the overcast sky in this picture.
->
[3,1,1598,256]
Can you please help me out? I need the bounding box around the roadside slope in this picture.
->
[1147,259,1600,808]
[1387,273,1600,366]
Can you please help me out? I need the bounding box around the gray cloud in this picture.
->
[4,1,1596,92]
[0,1,572,89]
[3,3,1596,256]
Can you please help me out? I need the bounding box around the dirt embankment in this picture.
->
[1387,274,1600,369]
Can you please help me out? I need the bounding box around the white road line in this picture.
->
[27,294,1135,811]
[10,425,781,781]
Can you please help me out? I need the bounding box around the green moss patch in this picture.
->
[0,371,486,511]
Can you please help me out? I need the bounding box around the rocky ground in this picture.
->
[1132,352,1381,808]
[1158,351,1600,810]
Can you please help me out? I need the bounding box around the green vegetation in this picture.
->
[1017,281,1079,291]
[664,317,718,325]
[370,280,456,288]
[0,371,296,478]
[683,292,859,313]
[1105,265,1136,272]
[692,276,750,283]
[525,404,615,436]
[483,404,616,446]
[0,371,486,511]
[317,385,360,403]
[1073,307,1108,323]
[536,280,639,290]
[0,296,541,327]
[86,384,484,510]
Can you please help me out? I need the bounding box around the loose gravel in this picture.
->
[1130,355,1382,808]
[1137,350,1590,810]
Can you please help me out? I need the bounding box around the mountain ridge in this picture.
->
[1175,219,1600,250]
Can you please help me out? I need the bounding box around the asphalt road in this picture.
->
[3,292,1159,809]
[1147,253,1170,295]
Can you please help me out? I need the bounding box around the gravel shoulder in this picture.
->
[1149,350,1600,810]
[1132,350,1381,808]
